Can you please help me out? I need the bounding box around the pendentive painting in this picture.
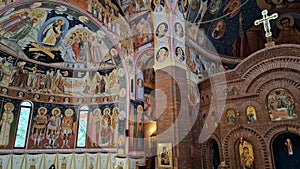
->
[267,88,297,121]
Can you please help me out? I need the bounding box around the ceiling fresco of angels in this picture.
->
[0,2,116,69]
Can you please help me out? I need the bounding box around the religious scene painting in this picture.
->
[0,4,116,69]
[86,106,120,148]
[267,88,297,121]
[130,12,154,50]
[28,107,78,149]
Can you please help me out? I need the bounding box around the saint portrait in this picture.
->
[226,108,236,124]
[223,0,241,18]
[239,141,254,169]
[158,143,173,167]
[155,22,168,38]
[175,46,185,62]
[151,0,164,12]
[211,19,226,39]
[276,15,300,45]
[0,102,14,147]
[246,106,257,123]
[210,0,222,14]
[178,0,189,13]
[156,47,169,63]
[174,22,184,38]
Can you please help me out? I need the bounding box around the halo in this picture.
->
[159,23,165,30]
[118,68,125,77]
[65,108,74,116]
[55,18,65,25]
[137,105,143,112]
[104,108,111,115]
[182,0,188,6]
[51,108,61,116]
[38,107,47,115]
[154,0,160,6]
[276,15,294,30]
[4,102,14,111]
[159,48,166,55]
[93,108,101,116]
[119,88,126,98]
[113,107,119,115]
[110,48,118,57]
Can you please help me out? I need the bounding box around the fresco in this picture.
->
[0,1,129,156]
[267,88,297,121]
[129,12,154,50]
[0,4,117,68]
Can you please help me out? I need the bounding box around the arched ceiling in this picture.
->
[1,0,300,72]
[0,1,128,101]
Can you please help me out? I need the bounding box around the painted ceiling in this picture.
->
[0,0,300,71]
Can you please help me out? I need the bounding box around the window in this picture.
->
[14,101,32,148]
[77,105,89,147]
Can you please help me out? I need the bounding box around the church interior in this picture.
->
[0,0,299,168]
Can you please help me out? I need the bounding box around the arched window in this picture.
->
[14,101,32,148]
[77,105,89,147]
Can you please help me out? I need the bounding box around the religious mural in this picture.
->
[223,0,241,18]
[211,19,226,40]
[0,102,15,148]
[129,101,144,151]
[267,88,297,121]
[186,47,225,80]
[129,12,154,50]
[0,1,130,156]
[121,0,150,19]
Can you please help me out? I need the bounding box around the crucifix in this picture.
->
[254,9,278,47]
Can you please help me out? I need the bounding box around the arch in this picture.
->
[264,124,300,143]
[223,126,270,169]
[240,101,262,111]
[270,132,300,169]
[246,68,300,94]
[203,134,222,169]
